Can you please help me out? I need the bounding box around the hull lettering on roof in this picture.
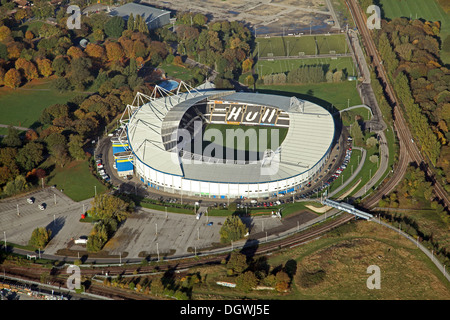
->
[212,101,285,126]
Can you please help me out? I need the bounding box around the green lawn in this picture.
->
[255,34,349,58]
[45,160,108,202]
[203,123,288,153]
[255,81,362,112]
[0,79,84,129]
[158,62,195,82]
[378,0,450,64]
[254,56,356,77]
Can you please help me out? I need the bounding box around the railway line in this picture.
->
[3,1,449,300]
[346,0,450,210]
[1,213,354,299]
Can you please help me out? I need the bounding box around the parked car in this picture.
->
[27,197,34,204]
[38,203,46,210]
[74,236,88,244]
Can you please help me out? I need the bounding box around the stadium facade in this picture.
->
[114,82,336,199]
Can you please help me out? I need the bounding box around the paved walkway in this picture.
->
[0,124,30,131]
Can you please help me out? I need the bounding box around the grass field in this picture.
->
[44,160,108,202]
[0,78,85,129]
[255,34,349,58]
[253,56,356,77]
[203,123,288,154]
[158,62,195,82]
[190,221,450,299]
[378,0,450,64]
[256,81,362,112]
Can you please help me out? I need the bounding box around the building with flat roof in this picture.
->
[109,2,170,30]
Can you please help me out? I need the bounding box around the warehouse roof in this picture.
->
[109,3,170,23]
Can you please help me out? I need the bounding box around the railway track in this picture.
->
[346,0,450,209]
[6,1,448,299]
[1,213,354,285]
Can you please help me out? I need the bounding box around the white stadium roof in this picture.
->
[124,87,335,184]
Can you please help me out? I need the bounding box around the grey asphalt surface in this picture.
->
[0,188,93,256]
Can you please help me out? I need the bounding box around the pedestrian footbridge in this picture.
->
[322,198,373,220]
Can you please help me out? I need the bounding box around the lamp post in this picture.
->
[157,243,160,262]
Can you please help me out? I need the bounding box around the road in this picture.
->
[346,0,450,209]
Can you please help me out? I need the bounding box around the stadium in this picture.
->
[114,82,336,200]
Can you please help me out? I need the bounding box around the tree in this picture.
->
[0,147,19,177]
[87,194,131,222]
[0,166,13,186]
[67,46,84,59]
[366,136,378,148]
[105,41,125,62]
[16,142,44,171]
[104,16,125,38]
[69,57,93,90]
[193,13,207,26]
[127,13,135,31]
[15,58,38,81]
[51,77,71,92]
[242,58,253,73]
[275,271,290,292]
[68,134,85,160]
[92,28,105,42]
[219,215,248,244]
[3,175,28,196]
[52,56,69,77]
[236,271,258,292]
[87,222,108,252]
[0,25,12,42]
[29,227,51,249]
[7,41,23,60]
[36,58,53,78]
[85,43,106,62]
[350,121,364,146]
[2,126,22,147]
[24,129,38,142]
[227,251,248,275]
[4,68,21,88]
[0,43,8,60]
[25,30,34,41]
[369,154,379,164]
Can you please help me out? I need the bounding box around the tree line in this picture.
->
[0,3,254,197]
[374,18,450,191]
[261,64,347,85]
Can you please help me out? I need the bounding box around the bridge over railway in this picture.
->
[322,198,373,220]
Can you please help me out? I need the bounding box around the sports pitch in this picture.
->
[255,34,348,58]
[203,123,289,154]
[254,56,356,77]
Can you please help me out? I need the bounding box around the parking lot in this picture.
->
[0,188,93,256]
